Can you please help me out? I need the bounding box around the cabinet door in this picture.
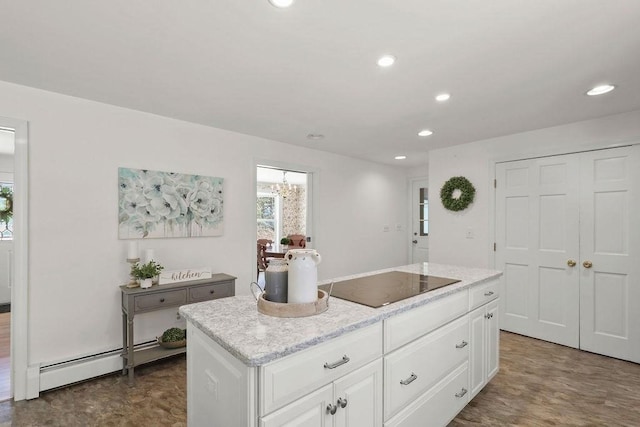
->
[486,299,500,381]
[334,359,383,427]
[468,306,486,399]
[260,384,334,427]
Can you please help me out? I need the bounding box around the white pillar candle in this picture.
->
[144,249,155,264]
[127,241,139,260]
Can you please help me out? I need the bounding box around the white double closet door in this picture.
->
[495,145,640,363]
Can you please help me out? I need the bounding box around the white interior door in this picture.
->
[578,146,640,362]
[496,145,640,363]
[495,155,580,348]
[411,179,429,264]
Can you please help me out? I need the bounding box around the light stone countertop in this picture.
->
[178,263,502,367]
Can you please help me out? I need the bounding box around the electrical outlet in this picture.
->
[466,227,474,239]
[395,224,403,231]
[383,225,390,232]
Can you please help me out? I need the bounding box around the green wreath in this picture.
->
[440,176,475,212]
[0,187,13,224]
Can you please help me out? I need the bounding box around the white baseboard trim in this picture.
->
[39,352,123,393]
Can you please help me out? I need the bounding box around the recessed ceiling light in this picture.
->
[417,129,433,137]
[435,93,451,102]
[268,0,294,8]
[586,84,615,96]
[307,133,324,140]
[395,155,407,160]
[377,55,396,67]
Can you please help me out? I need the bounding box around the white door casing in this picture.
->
[0,117,30,401]
[495,145,640,363]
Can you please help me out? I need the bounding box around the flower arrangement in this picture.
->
[130,260,164,280]
[118,168,224,238]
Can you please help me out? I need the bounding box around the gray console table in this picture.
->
[120,273,236,384]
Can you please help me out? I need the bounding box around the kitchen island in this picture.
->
[179,263,502,426]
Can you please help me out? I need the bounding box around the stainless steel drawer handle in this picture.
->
[337,397,348,408]
[484,291,494,296]
[455,388,468,398]
[400,373,417,385]
[324,355,350,369]
[456,340,468,349]
[326,404,337,415]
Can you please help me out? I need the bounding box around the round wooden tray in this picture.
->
[257,289,328,318]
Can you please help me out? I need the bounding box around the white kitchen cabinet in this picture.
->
[262,359,383,427]
[260,384,334,427]
[187,325,258,427]
[260,323,383,415]
[334,359,383,427]
[182,267,502,427]
[469,298,499,399]
[384,315,469,420]
[384,362,469,427]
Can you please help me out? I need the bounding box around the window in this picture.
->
[0,182,13,240]
[419,187,428,236]
[257,193,278,242]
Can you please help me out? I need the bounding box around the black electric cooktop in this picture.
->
[319,271,461,308]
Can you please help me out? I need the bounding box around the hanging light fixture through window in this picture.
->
[271,171,298,199]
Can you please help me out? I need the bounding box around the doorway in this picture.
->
[0,117,29,401]
[256,165,312,284]
[495,145,640,363]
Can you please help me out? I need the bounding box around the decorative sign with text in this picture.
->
[159,267,213,285]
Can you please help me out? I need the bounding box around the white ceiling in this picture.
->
[1,1,639,167]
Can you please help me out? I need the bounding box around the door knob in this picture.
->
[412,240,418,244]
[583,260,593,269]
[567,259,576,267]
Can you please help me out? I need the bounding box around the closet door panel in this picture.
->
[496,155,580,348]
[579,146,640,363]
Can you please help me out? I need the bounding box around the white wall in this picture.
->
[429,109,640,268]
[0,80,411,368]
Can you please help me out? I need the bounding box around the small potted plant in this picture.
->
[131,260,164,289]
[280,237,291,250]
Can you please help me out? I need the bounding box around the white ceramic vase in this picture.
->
[140,278,153,289]
[285,249,322,304]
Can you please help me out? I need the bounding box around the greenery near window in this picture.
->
[0,183,13,240]
[419,187,429,236]
[257,194,277,242]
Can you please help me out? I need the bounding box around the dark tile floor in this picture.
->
[1,331,639,426]
[0,356,186,426]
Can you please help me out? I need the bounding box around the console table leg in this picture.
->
[121,311,128,376]
[127,317,135,385]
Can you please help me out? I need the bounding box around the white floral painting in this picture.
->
[118,168,224,239]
